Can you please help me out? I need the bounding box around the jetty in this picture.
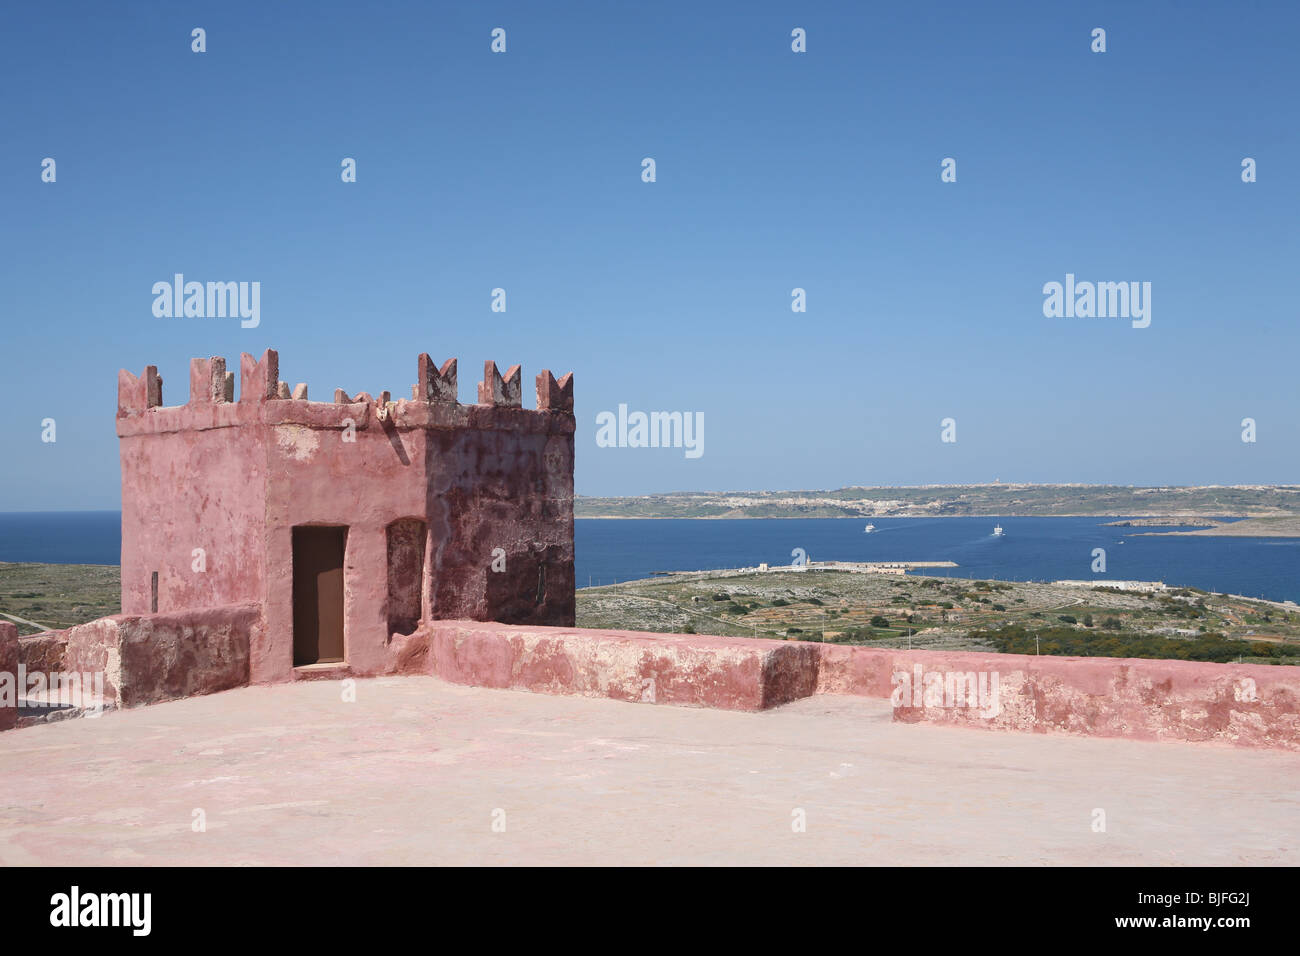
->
[654,560,958,580]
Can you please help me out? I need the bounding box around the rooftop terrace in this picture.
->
[2,677,1296,866]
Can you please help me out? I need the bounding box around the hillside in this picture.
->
[576,568,1300,665]
[575,484,1300,519]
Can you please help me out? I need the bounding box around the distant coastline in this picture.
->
[580,513,1274,523]
[575,483,1300,522]
[577,515,1300,536]
[1132,516,1300,538]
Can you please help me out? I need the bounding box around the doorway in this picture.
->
[293,526,347,666]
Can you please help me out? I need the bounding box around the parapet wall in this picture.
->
[71,605,258,708]
[424,623,1300,749]
[426,621,820,711]
[17,629,67,676]
[7,614,1297,749]
[816,643,1299,750]
[6,606,259,714]
[0,623,16,731]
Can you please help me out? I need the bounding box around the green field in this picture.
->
[0,562,121,635]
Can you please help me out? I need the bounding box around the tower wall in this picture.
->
[117,350,575,685]
[117,357,269,618]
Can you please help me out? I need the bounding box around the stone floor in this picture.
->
[1,677,1296,865]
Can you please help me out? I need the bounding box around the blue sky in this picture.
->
[2,0,1297,510]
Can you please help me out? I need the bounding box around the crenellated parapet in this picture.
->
[414,355,457,403]
[478,361,522,408]
[190,357,234,404]
[116,349,575,437]
[117,366,164,416]
[239,349,279,404]
[536,370,574,413]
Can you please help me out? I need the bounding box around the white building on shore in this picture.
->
[1053,580,1167,593]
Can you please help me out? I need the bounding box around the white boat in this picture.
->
[992,525,1004,536]
[863,523,875,533]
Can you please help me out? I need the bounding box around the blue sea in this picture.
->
[2,512,1298,603]
[575,517,1300,603]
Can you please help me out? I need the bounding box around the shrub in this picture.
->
[971,623,1299,664]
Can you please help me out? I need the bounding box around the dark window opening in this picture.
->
[386,518,427,638]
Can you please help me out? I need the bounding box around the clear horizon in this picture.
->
[3,0,1297,511]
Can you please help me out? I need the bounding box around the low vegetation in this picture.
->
[576,569,1300,665]
[3,561,1297,666]
[0,562,120,635]
[975,624,1300,664]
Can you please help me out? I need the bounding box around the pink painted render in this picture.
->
[427,621,821,711]
[816,643,1299,750]
[0,623,17,731]
[116,349,576,684]
[7,612,1299,748]
[418,624,1299,748]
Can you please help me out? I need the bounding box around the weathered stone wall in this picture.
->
[17,630,68,675]
[62,605,258,709]
[424,421,575,627]
[7,609,1298,749]
[817,643,1300,750]
[0,623,17,731]
[426,621,819,711]
[425,625,1299,747]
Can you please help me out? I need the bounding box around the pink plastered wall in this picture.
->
[118,350,575,685]
[816,642,1300,749]
[0,622,17,731]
